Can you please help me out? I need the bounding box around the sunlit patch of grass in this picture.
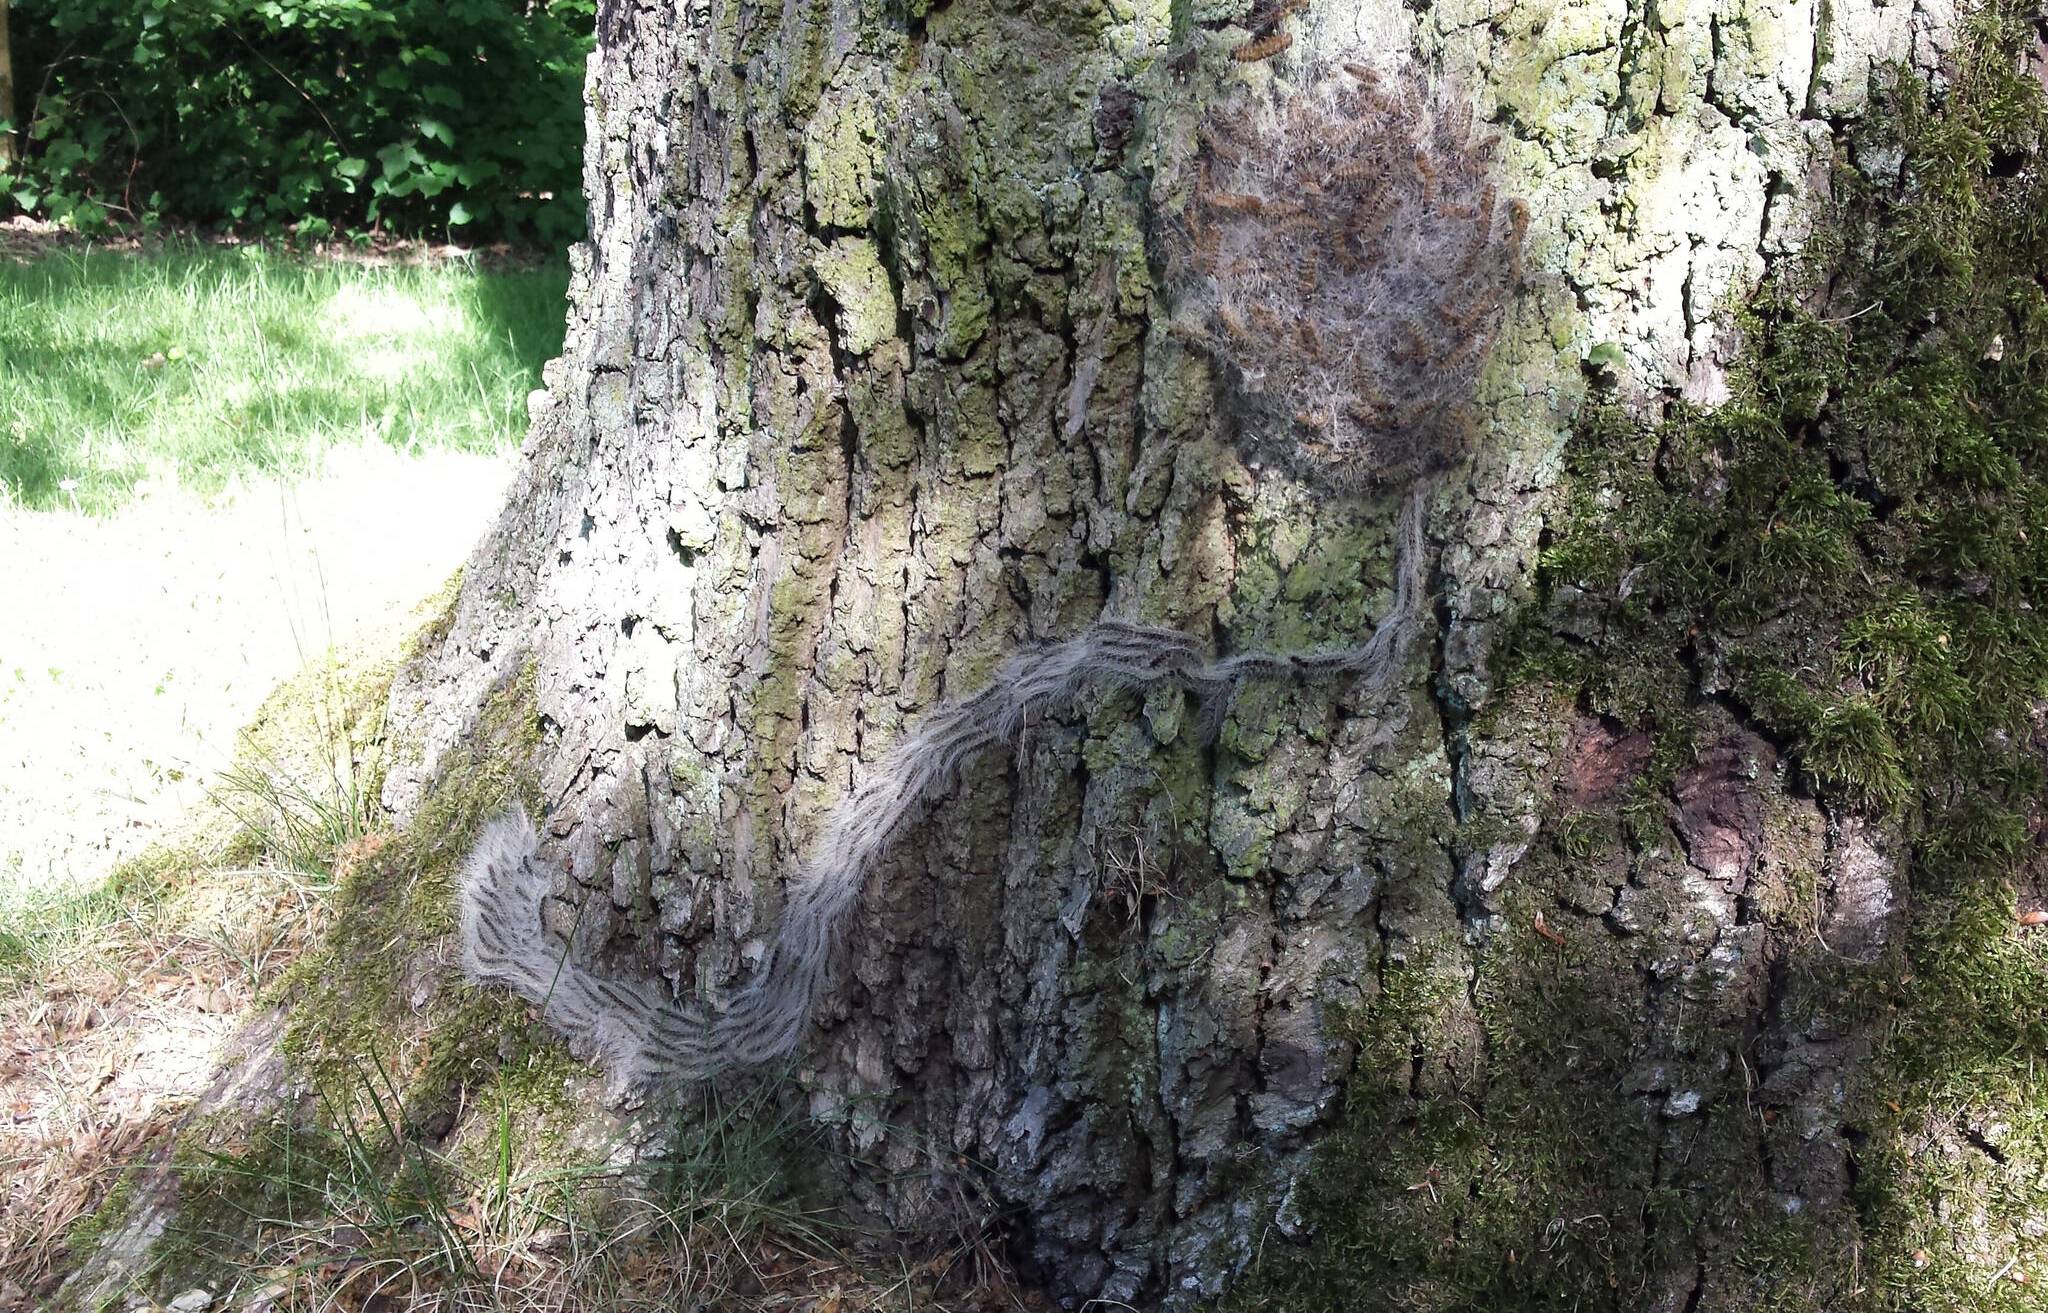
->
[0,241,566,513]
[0,582,417,1299]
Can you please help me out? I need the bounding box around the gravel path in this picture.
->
[0,445,511,891]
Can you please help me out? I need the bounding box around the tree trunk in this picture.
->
[383,0,1971,1306]
[0,0,15,170]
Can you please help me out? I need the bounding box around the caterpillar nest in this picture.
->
[1174,61,1527,490]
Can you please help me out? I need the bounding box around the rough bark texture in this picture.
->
[380,0,1967,1306]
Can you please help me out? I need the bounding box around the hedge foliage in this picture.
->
[3,0,594,242]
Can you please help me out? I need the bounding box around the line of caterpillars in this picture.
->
[1233,0,1307,62]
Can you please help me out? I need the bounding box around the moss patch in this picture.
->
[274,659,545,1083]
[1236,5,2048,1308]
[1519,12,2048,817]
[1227,817,1860,1311]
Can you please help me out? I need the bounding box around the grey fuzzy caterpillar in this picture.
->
[459,487,1429,1094]
[458,810,682,1092]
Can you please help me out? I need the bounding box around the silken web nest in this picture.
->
[1170,60,1528,491]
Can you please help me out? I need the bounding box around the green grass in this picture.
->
[156,1062,853,1309]
[0,849,172,974]
[0,241,568,513]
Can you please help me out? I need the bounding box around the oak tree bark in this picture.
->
[381,0,1968,1305]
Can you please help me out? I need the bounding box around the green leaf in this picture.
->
[376,142,424,178]
[413,162,456,197]
[448,200,475,225]
[1,0,597,239]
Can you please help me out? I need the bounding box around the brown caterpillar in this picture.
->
[1201,188,1267,213]
[1435,290,1501,333]
[1393,316,1433,365]
[1436,322,1498,373]
[1267,209,1321,237]
[1451,222,1493,280]
[1394,398,1446,431]
[1233,31,1293,62]
[1410,143,1439,211]
[1330,159,1386,186]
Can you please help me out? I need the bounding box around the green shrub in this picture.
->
[3,0,594,242]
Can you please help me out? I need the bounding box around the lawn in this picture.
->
[0,241,568,513]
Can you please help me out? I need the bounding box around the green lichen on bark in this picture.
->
[813,237,900,356]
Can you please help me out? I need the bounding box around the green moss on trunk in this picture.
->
[1233,6,2048,1308]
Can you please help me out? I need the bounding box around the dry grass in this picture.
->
[204,1186,1041,1313]
[0,856,333,1301]
[0,821,1044,1311]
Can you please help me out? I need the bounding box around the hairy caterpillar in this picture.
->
[1232,31,1293,63]
[1200,187,1267,214]
[458,490,1430,1095]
